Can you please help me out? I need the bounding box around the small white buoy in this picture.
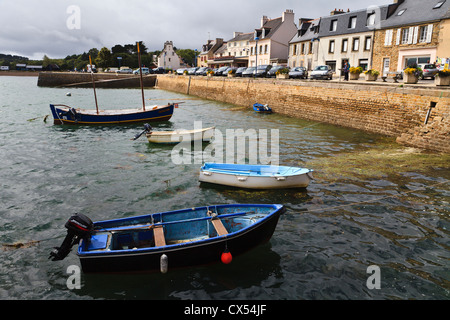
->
[160,254,168,274]
[66,92,71,96]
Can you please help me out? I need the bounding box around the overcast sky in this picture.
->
[0,0,393,60]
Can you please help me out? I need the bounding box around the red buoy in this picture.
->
[221,248,233,264]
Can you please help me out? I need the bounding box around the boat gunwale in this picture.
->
[201,163,313,177]
[146,126,215,137]
[77,204,283,258]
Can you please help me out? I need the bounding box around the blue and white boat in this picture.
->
[199,163,313,189]
[253,103,272,113]
[49,204,285,273]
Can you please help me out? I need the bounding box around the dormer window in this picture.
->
[367,12,376,26]
[348,16,357,29]
[397,9,406,16]
[330,19,337,31]
[434,0,445,8]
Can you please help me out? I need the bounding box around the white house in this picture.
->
[157,41,181,70]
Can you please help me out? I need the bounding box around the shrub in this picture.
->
[364,69,380,76]
[350,66,363,74]
[436,69,450,78]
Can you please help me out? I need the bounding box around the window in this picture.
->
[367,13,376,26]
[359,59,369,71]
[402,28,409,44]
[264,45,268,54]
[301,43,305,54]
[364,36,372,50]
[349,16,357,29]
[325,60,336,72]
[352,37,360,51]
[434,1,446,9]
[329,40,335,53]
[419,25,428,42]
[342,39,348,52]
[397,9,406,16]
[293,44,297,55]
[330,20,337,31]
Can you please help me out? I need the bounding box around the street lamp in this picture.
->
[194,49,198,67]
[254,37,259,69]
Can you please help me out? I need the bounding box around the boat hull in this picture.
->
[253,103,272,114]
[49,104,174,125]
[146,127,215,144]
[199,163,313,189]
[77,204,284,273]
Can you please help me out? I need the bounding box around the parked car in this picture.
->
[133,67,151,75]
[116,68,133,74]
[152,67,166,74]
[195,67,209,76]
[310,65,333,80]
[418,64,439,79]
[242,67,256,77]
[267,65,285,77]
[226,67,238,75]
[215,66,230,76]
[289,67,308,79]
[187,67,199,75]
[176,68,187,75]
[235,67,247,77]
[254,65,272,77]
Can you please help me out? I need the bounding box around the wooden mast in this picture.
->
[89,55,99,114]
[137,42,146,111]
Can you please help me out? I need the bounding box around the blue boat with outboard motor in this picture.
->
[49,203,285,273]
[253,103,272,113]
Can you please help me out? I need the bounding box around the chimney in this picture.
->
[282,9,294,22]
[261,15,269,27]
[330,8,345,15]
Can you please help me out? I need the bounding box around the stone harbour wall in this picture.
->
[156,75,450,153]
[37,72,156,88]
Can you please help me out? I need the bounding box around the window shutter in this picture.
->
[385,29,393,45]
[426,24,433,43]
[408,27,414,44]
[413,26,418,44]
[396,29,401,45]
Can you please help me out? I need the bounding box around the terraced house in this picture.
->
[372,0,450,76]
[289,7,389,75]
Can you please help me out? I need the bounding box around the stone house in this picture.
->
[249,9,298,67]
[372,0,450,76]
[289,18,321,70]
[224,32,254,67]
[197,38,225,67]
[316,7,390,75]
[157,41,182,70]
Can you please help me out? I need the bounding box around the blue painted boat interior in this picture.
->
[201,163,312,177]
[79,204,282,254]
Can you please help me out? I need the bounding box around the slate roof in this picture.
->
[318,6,389,38]
[254,17,283,40]
[227,32,254,42]
[290,18,320,43]
[380,0,450,28]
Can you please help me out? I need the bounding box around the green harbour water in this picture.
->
[0,76,449,300]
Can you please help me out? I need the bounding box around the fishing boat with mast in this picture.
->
[49,42,175,125]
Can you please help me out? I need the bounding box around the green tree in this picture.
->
[95,47,112,69]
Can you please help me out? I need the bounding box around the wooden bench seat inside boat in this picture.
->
[153,225,166,247]
[210,218,228,236]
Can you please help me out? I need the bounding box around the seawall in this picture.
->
[37,72,156,88]
[156,75,450,153]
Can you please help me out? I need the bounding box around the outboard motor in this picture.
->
[132,123,153,140]
[49,213,94,261]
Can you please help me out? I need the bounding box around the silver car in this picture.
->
[310,65,333,80]
[418,64,439,79]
